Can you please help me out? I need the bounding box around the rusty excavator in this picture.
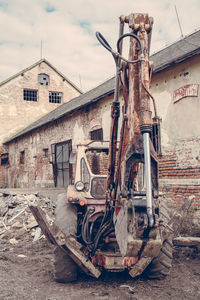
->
[30,13,193,282]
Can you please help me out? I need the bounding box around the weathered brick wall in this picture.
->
[159,138,200,229]
[0,61,80,145]
[6,95,113,188]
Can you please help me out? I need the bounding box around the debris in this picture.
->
[9,238,18,245]
[7,208,27,225]
[33,227,42,242]
[0,192,55,241]
[26,220,38,230]
[173,236,200,249]
[12,221,23,229]
[2,212,9,230]
[17,254,27,258]
[120,285,135,294]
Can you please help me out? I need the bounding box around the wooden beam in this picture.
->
[173,237,200,248]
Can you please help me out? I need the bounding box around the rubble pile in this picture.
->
[0,192,56,243]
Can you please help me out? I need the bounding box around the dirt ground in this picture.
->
[0,230,199,300]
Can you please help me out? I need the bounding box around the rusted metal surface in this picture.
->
[114,200,161,257]
[94,252,138,270]
[106,19,124,192]
[113,14,158,201]
[29,205,101,278]
[107,101,120,190]
[129,257,152,278]
[106,13,163,257]
[97,13,161,258]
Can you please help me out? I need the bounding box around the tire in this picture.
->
[144,201,173,279]
[54,193,78,282]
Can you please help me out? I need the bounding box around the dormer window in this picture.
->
[38,73,49,85]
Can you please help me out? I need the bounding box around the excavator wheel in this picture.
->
[54,193,78,282]
[144,202,173,279]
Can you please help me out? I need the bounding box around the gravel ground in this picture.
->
[0,231,199,300]
[0,191,199,300]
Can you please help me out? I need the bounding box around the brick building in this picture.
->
[0,58,82,186]
[1,30,200,224]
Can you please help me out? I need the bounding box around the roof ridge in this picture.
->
[151,27,200,57]
[0,58,82,93]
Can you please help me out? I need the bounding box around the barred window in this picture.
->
[49,92,62,103]
[24,89,38,102]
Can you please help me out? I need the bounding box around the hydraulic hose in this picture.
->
[96,31,144,64]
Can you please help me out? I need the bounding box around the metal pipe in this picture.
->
[143,132,154,227]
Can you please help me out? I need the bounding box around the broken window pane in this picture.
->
[49,92,62,104]
[38,73,49,85]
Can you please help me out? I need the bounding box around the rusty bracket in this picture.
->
[129,257,152,278]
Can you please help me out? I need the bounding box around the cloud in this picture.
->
[0,0,200,91]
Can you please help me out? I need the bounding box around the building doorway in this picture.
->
[51,140,72,187]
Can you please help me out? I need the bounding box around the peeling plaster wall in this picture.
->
[151,55,200,225]
[151,55,200,147]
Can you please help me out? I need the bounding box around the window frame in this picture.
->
[90,128,103,141]
[1,153,9,166]
[38,73,49,86]
[91,176,107,199]
[80,158,90,191]
[23,89,38,102]
[20,150,25,164]
[43,148,49,158]
[49,91,62,104]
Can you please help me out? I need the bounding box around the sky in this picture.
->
[0,0,200,92]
